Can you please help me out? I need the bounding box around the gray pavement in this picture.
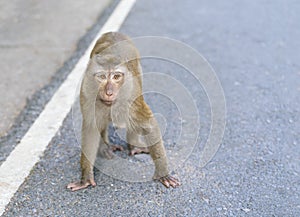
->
[2,0,300,216]
[0,0,111,136]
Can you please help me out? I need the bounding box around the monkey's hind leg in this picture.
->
[126,130,150,155]
[100,128,123,157]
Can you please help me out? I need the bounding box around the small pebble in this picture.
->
[242,208,251,213]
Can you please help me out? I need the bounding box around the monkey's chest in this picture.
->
[109,111,128,129]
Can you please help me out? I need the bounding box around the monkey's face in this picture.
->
[94,65,126,106]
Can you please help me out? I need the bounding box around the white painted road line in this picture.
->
[0,0,136,215]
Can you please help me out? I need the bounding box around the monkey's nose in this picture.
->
[106,90,113,96]
[105,82,113,96]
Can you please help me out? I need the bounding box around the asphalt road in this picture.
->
[2,0,300,216]
[0,0,110,136]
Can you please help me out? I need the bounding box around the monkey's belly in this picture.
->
[113,122,126,129]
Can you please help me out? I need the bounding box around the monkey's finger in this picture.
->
[67,181,81,189]
[168,179,180,188]
[90,179,97,187]
[67,180,96,191]
[160,177,170,188]
[70,183,91,192]
[167,176,181,187]
[67,182,89,191]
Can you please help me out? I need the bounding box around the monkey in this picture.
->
[67,32,180,191]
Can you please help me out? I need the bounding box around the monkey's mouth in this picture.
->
[101,99,115,105]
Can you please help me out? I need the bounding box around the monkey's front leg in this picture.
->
[67,124,99,191]
[144,121,181,188]
[148,140,181,188]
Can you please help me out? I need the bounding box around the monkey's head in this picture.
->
[88,33,142,106]
[93,60,127,106]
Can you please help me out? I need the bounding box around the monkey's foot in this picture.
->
[110,144,124,152]
[67,179,96,191]
[100,144,123,159]
[129,147,149,155]
[159,175,181,188]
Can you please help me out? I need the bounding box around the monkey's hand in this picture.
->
[67,179,96,191]
[158,175,181,188]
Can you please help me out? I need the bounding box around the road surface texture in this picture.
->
[0,0,116,164]
[0,0,111,136]
[2,0,300,216]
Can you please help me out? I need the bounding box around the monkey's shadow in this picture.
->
[106,125,151,163]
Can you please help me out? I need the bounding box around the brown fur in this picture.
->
[67,32,180,191]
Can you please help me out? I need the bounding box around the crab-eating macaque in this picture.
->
[67,32,180,191]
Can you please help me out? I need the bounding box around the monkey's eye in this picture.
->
[96,74,106,80]
[112,73,122,80]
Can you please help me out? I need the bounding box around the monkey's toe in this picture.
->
[110,144,124,152]
[129,147,149,155]
[100,145,124,159]
[99,147,114,159]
